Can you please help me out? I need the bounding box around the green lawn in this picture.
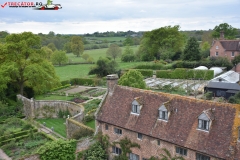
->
[66,46,139,63]
[85,120,95,129]
[35,95,73,101]
[36,118,66,137]
[85,37,126,42]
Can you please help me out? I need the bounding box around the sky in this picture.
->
[0,0,239,34]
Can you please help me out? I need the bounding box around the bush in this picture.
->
[37,139,77,160]
[61,80,70,86]
[83,115,94,123]
[134,69,153,77]
[156,70,172,78]
[70,78,100,86]
[205,92,213,100]
[134,64,164,70]
[71,128,94,140]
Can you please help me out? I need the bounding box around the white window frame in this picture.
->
[232,51,235,57]
[132,105,140,114]
[198,119,209,131]
[196,153,210,160]
[176,146,187,156]
[112,146,122,155]
[137,133,142,140]
[216,46,219,49]
[215,52,218,56]
[114,128,122,135]
[129,153,139,160]
[159,110,168,121]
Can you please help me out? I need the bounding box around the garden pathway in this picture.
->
[0,149,12,160]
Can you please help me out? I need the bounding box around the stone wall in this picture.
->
[66,118,94,139]
[17,95,84,119]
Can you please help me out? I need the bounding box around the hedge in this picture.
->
[70,78,101,86]
[61,80,70,86]
[0,135,30,146]
[134,69,153,77]
[50,84,71,92]
[156,69,214,80]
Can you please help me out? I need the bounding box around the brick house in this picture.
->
[95,75,240,160]
[210,32,240,61]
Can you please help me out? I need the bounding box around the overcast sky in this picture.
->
[0,0,239,34]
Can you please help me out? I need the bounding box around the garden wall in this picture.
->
[66,118,94,139]
[17,95,84,119]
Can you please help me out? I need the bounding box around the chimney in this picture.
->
[220,31,224,40]
[106,74,118,95]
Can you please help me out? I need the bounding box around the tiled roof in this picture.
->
[219,40,240,51]
[96,85,240,159]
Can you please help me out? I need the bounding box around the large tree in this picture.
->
[88,57,118,77]
[106,43,122,61]
[118,70,146,89]
[212,23,238,39]
[138,25,185,61]
[0,32,60,95]
[47,42,57,52]
[71,36,84,57]
[182,37,201,61]
[121,45,135,62]
[41,46,53,60]
[51,50,68,66]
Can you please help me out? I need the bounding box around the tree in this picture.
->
[121,45,135,62]
[71,36,84,57]
[182,37,201,61]
[51,50,68,66]
[212,23,238,39]
[0,32,60,95]
[106,43,122,61]
[123,37,134,46]
[47,42,57,52]
[63,42,72,53]
[88,57,118,77]
[112,137,140,160]
[41,46,53,60]
[82,53,90,61]
[200,41,210,59]
[232,55,240,66]
[138,25,185,61]
[118,70,146,89]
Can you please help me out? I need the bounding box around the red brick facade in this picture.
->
[210,40,240,61]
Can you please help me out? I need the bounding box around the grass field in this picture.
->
[54,61,150,81]
[36,118,66,137]
[85,37,126,42]
[67,45,139,63]
[85,120,95,129]
[35,95,73,101]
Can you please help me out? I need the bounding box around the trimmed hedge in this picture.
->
[50,84,71,92]
[133,69,153,77]
[0,128,38,146]
[70,78,101,86]
[61,80,70,86]
[156,68,214,80]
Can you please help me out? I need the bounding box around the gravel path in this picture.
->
[0,149,11,160]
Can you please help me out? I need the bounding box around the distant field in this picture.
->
[67,45,139,63]
[54,61,149,81]
[85,37,126,42]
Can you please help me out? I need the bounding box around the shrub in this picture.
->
[134,64,164,70]
[71,128,94,140]
[156,70,172,78]
[205,91,213,100]
[70,78,100,86]
[61,80,70,86]
[37,139,77,160]
[134,69,153,77]
[50,84,71,92]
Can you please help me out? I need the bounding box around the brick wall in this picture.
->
[97,122,220,160]
[210,41,240,61]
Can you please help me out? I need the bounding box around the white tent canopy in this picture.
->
[194,66,208,70]
[209,67,223,77]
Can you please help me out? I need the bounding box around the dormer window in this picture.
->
[159,104,168,121]
[131,98,142,114]
[198,109,214,131]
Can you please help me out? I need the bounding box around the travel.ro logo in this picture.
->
[1,0,62,10]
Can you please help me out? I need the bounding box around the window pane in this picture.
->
[198,119,202,128]
[165,111,168,120]
[160,111,163,119]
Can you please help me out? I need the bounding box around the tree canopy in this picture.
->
[0,32,60,95]
[121,45,135,62]
[88,57,118,77]
[71,36,84,57]
[182,37,201,61]
[106,43,122,61]
[212,23,238,39]
[51,50,68,66]
[138,25,185,61]
[118,70,146,89]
